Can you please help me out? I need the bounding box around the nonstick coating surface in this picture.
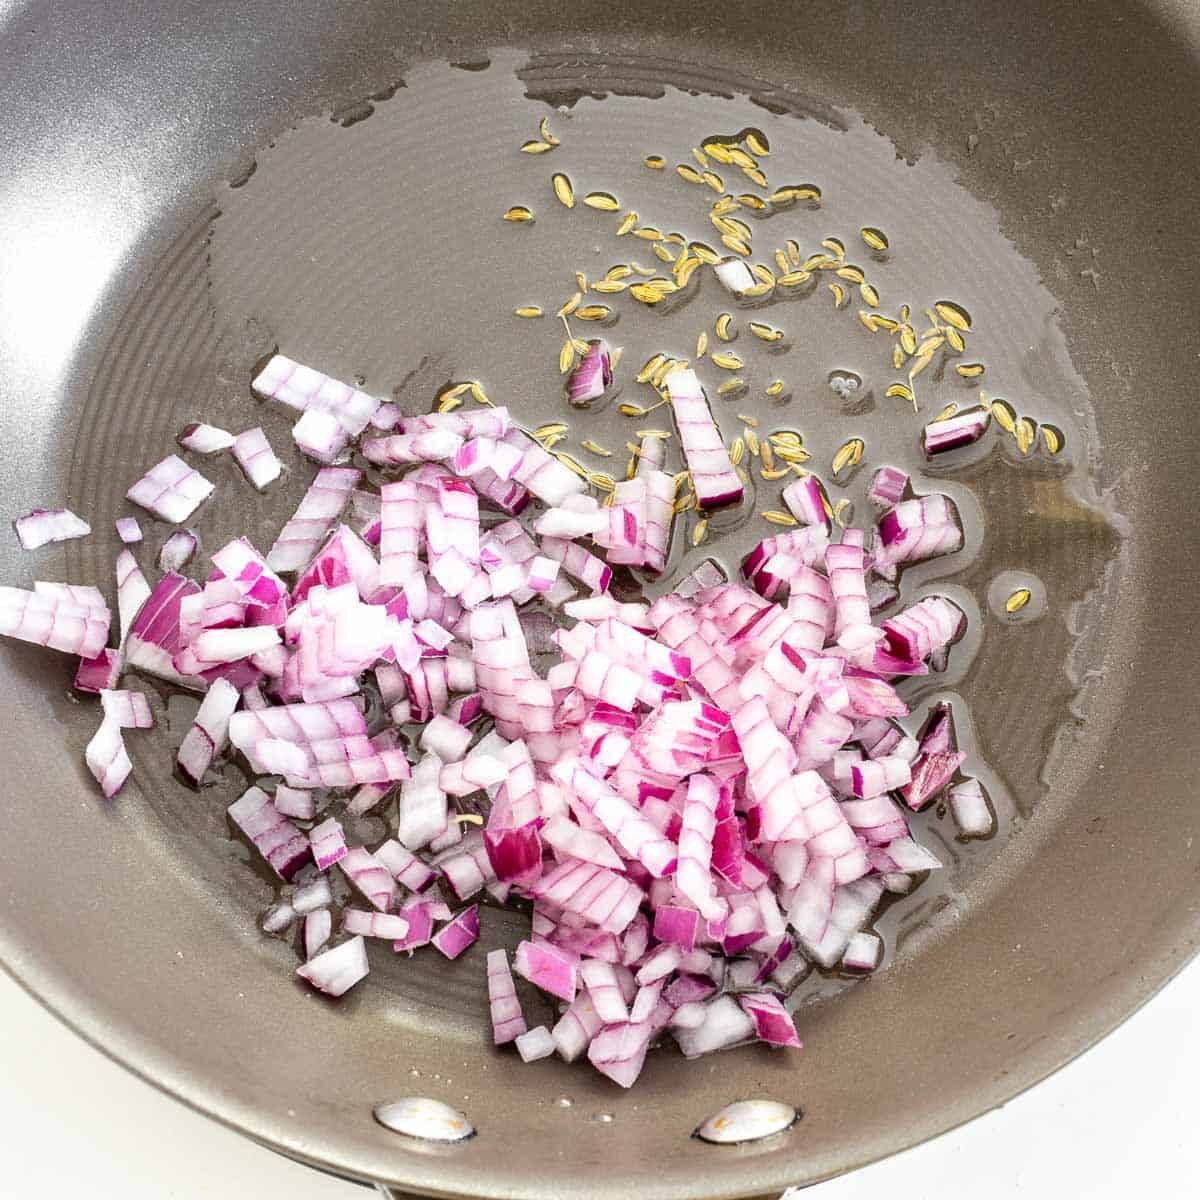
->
[1,2,1198,1197]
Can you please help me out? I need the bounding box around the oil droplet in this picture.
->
[595,1112,614,1124]
[987,570,1046,623]
[828,368,862,399]
[556,1096,574,1108]
[408,1067,421,1077]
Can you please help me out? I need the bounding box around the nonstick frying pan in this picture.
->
[1,1,1197,1197]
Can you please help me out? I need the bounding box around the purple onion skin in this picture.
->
[923,408,990,456]
[697,484,745,512]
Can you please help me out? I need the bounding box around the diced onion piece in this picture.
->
[739,991,803,1048]
[948,777,993,837]
[296,935,369,996]
[99,688,153,729]
[665,369,743,510]
[924,406,990,456]
[266,467,361,573]
[176,677,240,785]
[227,786,312,880]
[714,258,756,296]
[432,905,480,959]
[14,507,91,550]
[252,354,380,464]
[842,931,882,971]
[310,816,349,870]
[126,455,214,523]
[232,426,284,490]
[515,1025,557,1063]
[304,910,333,959]
[487,948,528,1045]
[177,421,235,454]
[514,938,579,1002]
[672,995,756,1059]
[115,517,144,544]
[566,340,612,406]
[868,465,908,509]
[85,715,132,798]
[0,585,111,659]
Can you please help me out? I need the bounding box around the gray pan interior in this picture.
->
[1,1,1198,1197]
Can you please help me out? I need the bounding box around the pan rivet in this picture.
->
[373,1097,475,1143]
[694,1100,799,1145]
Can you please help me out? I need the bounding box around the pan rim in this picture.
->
[2,923,1196,1198]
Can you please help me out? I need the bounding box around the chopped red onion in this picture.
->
[397,753,448,851]
[232,426,283,490]
[124,570,199,684]
[739,991,802,1048]
[262,902,296,935]
[514,938,578,1002]
[879,595,964,669]
[781,475,829,529]
[924,405,991,456]
[675,773,726,920]
[74,647,121,694]
[538,536,611,594]
[227,786,312,880]
[0,585,110,659]
[99,688,153,729]
[673,995,756,1059]
[438,831,497,901]
[296,935,369,996]
[713,257,756,296]
[304,910,333,959]
[499,428,587,507]
[670,1001,708,1030]
[177,421,235,454]
[876,495,962,567]
[540,814,623,870]
[868,465,908,509]
[432,905,480,959]
[769,948,810,993]
[252,354,380,464]
[826,541,882,651]
[365,425,467,466]
[486,948,527,1045]
[515,1024,556,1063]
[948,777,993,837]
[551,993,602,1062]
[849,753,912,798]
[587,1021,654,1088]
[343,908,409,940]
[85,716,132,798]
[266,467,361,573]
[176,677,240,784]
[156,530,197,573]
[310,816,349,870]
[566,340,612,406]
[369,403,403,431]
[192,625,281,665]
[580,959,631,1023]
[530,859,643,934]
[3,349,1010,1088]
[126,455,214,523]
[535,494,607,541]
[338,845,399,911]
[374,838,438,893]
[665,369,743,509]
[115,516,144,544]
[292,876,333,914]
[14,507,91,550]
[842,930,882,971]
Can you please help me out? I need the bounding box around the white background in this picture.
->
[1,961,1194,1199]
